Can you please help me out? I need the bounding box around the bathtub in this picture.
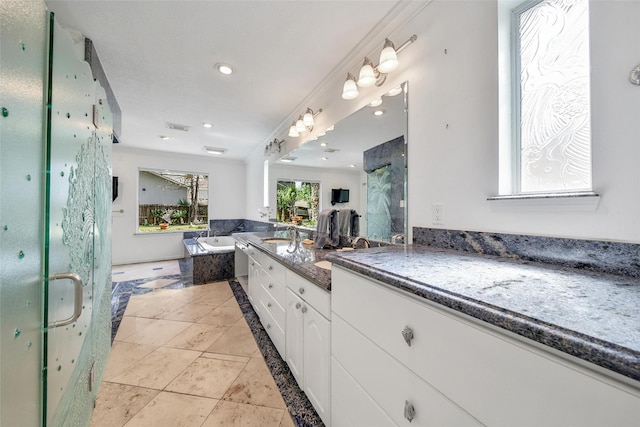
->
[197,236,236,253]
[184,236,236,284]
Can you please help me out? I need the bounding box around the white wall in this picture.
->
[112,145,246,264]
[245,0,640,244]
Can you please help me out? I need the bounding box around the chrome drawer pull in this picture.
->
[266,324,271,330]
[267,302,272,308]
[269,265,273,271]
[404,400,415,422]
[301,305,307,314]
[299,287,305,294]
[295,302,301,309]
[268,283,273,289]
[402,326,414,347]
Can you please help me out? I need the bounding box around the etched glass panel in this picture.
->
[367,166,391,242]
[518,0,591,192]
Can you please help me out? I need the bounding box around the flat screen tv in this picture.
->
[331,188,349,205]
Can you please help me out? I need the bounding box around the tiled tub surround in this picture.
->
[184,238,235,284]
[326,243,640,383]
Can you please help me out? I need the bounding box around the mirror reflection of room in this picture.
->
[271,82,408,244]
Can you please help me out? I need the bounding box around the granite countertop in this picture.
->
[233,231,335,291]
[325,245,640,383]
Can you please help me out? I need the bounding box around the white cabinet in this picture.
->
[332,266,640,427]
[285,272,331,426]
[246,245,287,357]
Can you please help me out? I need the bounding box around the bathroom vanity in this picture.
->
[234,231,640,426]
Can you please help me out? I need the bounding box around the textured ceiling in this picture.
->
[45,0,400,161]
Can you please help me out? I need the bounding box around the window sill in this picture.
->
[487,191,600,211]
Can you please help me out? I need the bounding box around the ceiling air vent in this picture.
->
[166,122,190,132]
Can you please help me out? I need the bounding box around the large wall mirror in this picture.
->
[270,82,408,244]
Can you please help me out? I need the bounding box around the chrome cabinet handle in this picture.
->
[266,324,271,330]
[402,326,414,347]
[268,283,273,289]
[299,287,305,294]
[48,273,83,328]
[404,400,415,422]
[295,302,301,309]
[267,302,272,308]
[250,261,255,266]
[268,265,273,271]
[301,305,307,314]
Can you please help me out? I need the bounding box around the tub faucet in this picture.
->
[391,234,406,244]
[352,236,370,249]
[194,230,207,242]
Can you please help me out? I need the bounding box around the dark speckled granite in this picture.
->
[414,227,640,278]
[326,245,640,383]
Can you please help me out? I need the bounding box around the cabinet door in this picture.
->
[285,289,304,385]
[304,304,331,425]
[247,256,261,313]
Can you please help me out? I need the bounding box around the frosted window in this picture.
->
[516,0,591,193]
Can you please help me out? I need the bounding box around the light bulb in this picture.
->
[295,116,306,133]
[357,57,376,87]
[288,123,299,137]
[341,73,359,100]
[303,108,314,127]
[378,38,398,73]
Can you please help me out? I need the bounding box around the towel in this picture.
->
[315,208,338,248]
[338,209,351,237]
[351,210,360,237]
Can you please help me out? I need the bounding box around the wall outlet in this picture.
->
[432,204,444,224]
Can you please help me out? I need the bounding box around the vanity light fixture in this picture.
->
[264,138,284,156]
[204,146,227,155]
[289,108,323,137]
[342,34,417,100]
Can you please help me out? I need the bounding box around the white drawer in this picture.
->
[261,272,285,306]
[333,314,482,427]
[260,302,285,358]
[331,357,395,427]
[286,270,330,319]
[332,266,640,427]
[260,255,286,285]
[260,283,285,330]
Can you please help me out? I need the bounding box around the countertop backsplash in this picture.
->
[413,227,640,278]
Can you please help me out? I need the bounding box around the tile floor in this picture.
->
[91,260,296,427]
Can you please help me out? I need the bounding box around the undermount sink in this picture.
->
[262,237,292,244]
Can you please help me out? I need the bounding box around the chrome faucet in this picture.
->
[286,225,301,253]
[391,234,406,244]
[194,230,208,242]
[352,236,370,249]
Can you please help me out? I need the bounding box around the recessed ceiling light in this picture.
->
[387,86,402,96]
[160,135,170,140]
[348,164,355,168]
[374,110,384,116]
[322,157,328,161]
[202,122,212,128]
[369,98,383,107]
[320,142,327,147]
[216,63,233,75]
[204,146,226,155]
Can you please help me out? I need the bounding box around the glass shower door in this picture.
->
[44,15,102,426]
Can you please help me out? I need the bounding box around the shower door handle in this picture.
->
[48,272,83,328]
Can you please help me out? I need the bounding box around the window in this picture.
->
[138,169,209,232]
[500,0,592,195]
[276,180,319,226]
